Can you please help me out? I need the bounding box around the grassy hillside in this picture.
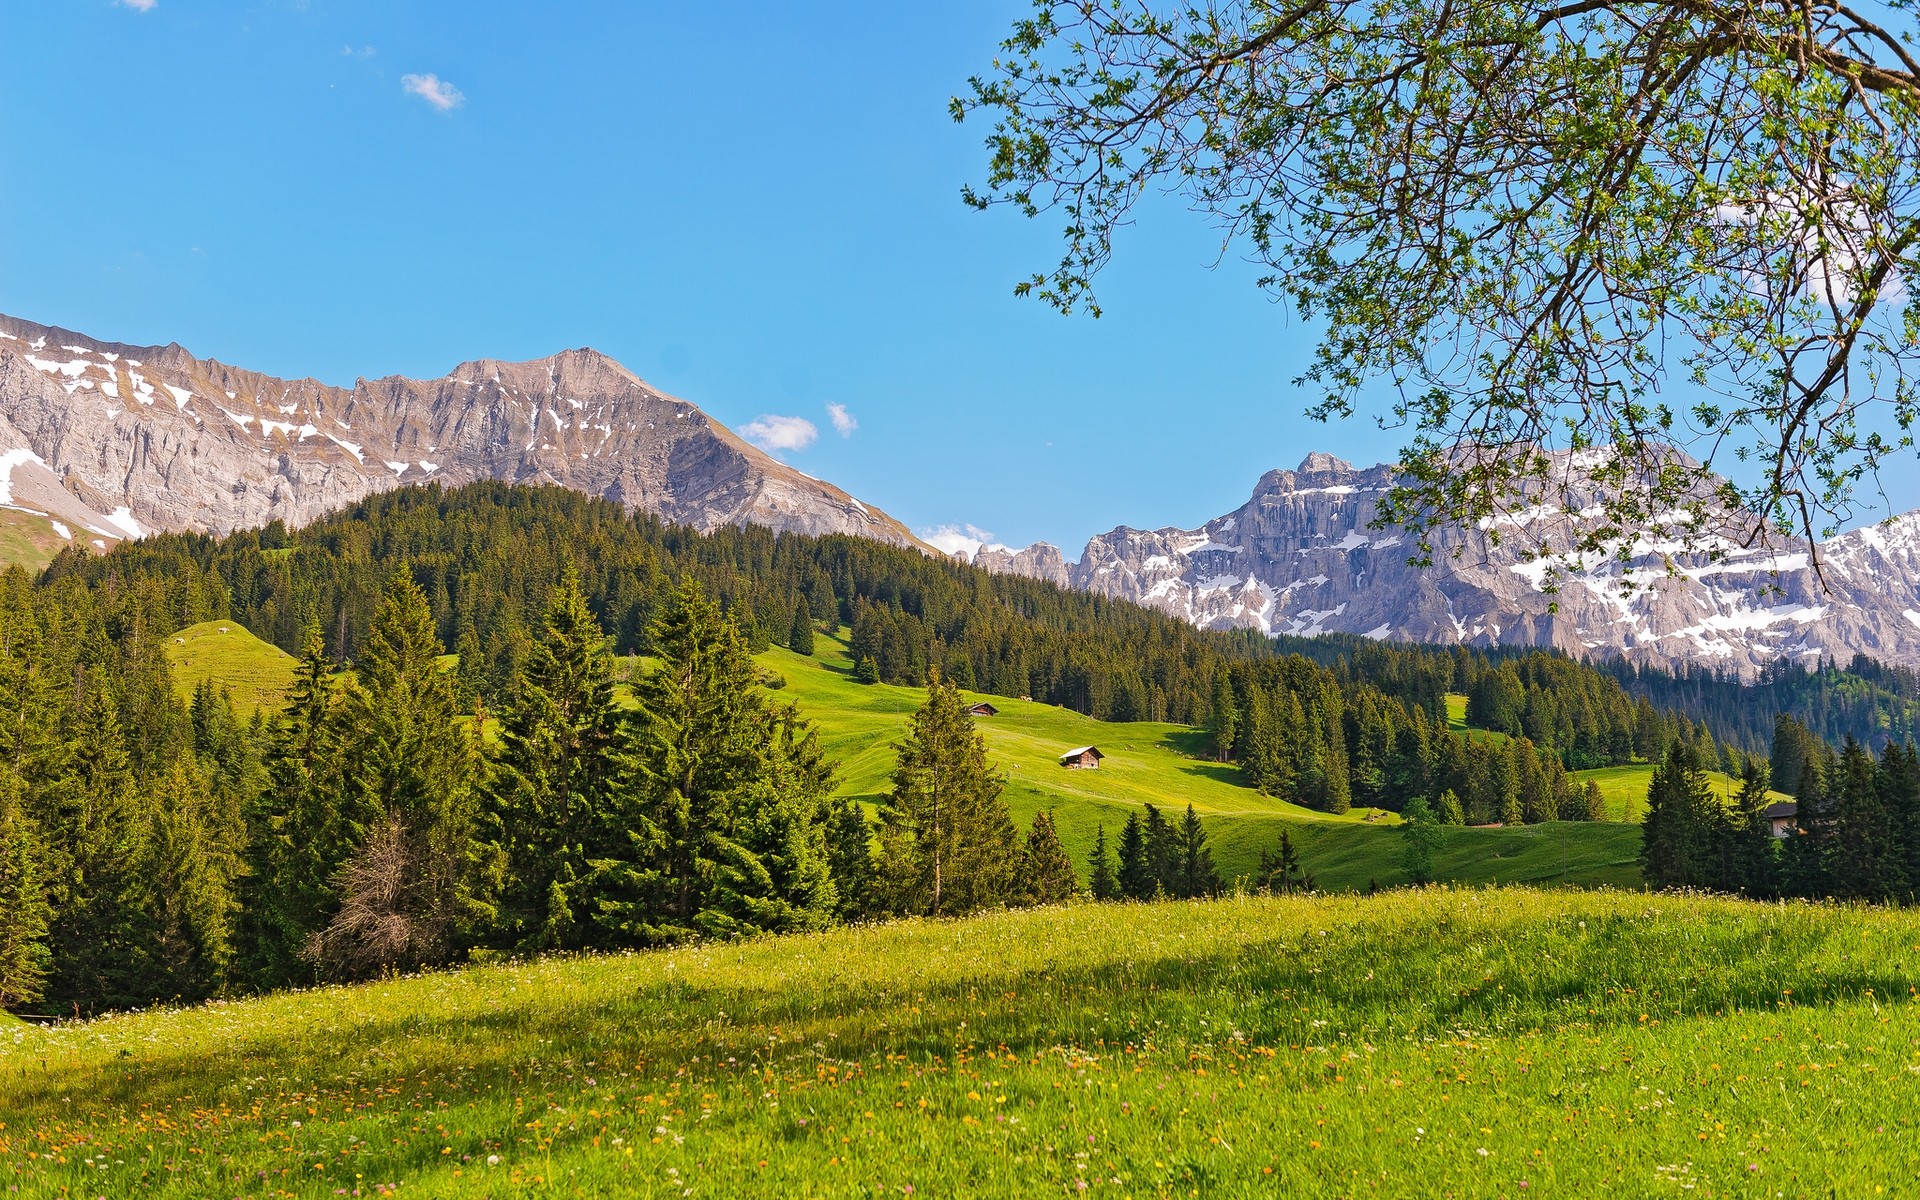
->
[162,619,300,715]
[0,509,75,573]
[4,889,1915,1197]
[1574,762,1792,823]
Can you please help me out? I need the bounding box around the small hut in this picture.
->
[1764,800,1798,838]
[965,701,1000,717]
[1059,745,1104,770]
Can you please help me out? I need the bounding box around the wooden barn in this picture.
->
[1059,745,1104,770]
[1764,800,1797,838]
[966,701,1000,717]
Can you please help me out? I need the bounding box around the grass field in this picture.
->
[0,509,75,574]
[162,619,301,715]
[1573,763,1792,824]
[4,888,1916,1197]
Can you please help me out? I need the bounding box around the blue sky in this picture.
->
[9,3,1901,554]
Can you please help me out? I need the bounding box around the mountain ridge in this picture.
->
[955,452,1920,673]
[0,311,922,552]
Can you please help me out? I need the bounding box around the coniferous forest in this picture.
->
[2,482,1918,1014]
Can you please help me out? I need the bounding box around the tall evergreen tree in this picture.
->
[1256,830,1315,894]
[622,578,838,941]
[310,569,485,977]
[1173,804,1220,899]
[1640,740,1715,888]
[823,798,879,921]
[1141,803,1177,897]
[1115,811,1152,900]
[0,795,50,1009]
[483,567,638,953]
[1206,670,1238,762]
[1086,824,1119,901]
[1022,810,1079,905]
[876,677,1019,916]
[788,599,817,657]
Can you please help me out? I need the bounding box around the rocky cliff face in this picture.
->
[0,313,918,551]
[958,453,1920,673]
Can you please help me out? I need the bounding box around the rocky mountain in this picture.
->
[956,452,1920,674]
[0,312,918,554]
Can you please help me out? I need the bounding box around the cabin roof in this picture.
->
[1059,745,1103,761]
[1762,800,1798,819]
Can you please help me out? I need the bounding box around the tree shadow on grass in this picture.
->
[9,908,1903,1120]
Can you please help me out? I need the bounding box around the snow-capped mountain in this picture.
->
[955,452,1920,673]
[0,313,917,553]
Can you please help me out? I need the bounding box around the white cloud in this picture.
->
[119,0,158,11]
[740,414,818,453]
[402,73,466,113]
[920,523,1008,559]
[826,402,857,437]
[342,45,377,60]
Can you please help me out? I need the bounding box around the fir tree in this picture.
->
[1435,788,1465,825]
[853,655,880,685]
[1116,811,1152,900]
[788,599,816,657]
[1256,830,1315,894]
[1206,671,1238,762]
[1730,758,1777,897]
[823,798,879,921]
[1640,740,1715,888]
[1174,804,1220,898]
[0,796,50,1009]
[1142,803,1177,896]
[483,566,638,954]
[876,677,1019,916]
[1086,824,1119,901]
[1022,810,1078,905]
[623,578,838,941]
[1400,795,1441,885]
[310,569,484,976]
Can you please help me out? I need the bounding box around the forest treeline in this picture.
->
[1638,713,1920,903]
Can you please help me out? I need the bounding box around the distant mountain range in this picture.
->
[0,312,918,555]
[956,453,1920,674]
[8,310,1920,673]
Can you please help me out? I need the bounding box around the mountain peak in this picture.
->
[1296,451,1354,475]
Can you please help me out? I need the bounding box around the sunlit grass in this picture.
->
[5,888,1916,1196]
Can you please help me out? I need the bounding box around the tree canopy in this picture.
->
[959,0,1920,563]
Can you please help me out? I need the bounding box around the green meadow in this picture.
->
[165,622,1650,891]
[4,888,1916,1198]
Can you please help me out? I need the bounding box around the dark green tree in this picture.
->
[823,798,879,921]
[788,599,816,657]
[1086,824,1119,901]
[1115,811,1152,900]
[1640,740,1716,889]
[876,678,1019,916]
[1256,830,1315,895]
[1022,810,1078,905]
[1174,804,1220,899]
[0,795,50,1009]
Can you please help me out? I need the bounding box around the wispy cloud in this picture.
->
[826,402,857,437]
[341,45,377,60]
[920,523,1004,559]
[741,414,818,453]
[119,0,158,12]
[402,73,465,113]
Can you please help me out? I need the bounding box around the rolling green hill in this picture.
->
[3,889,1913,1197]
[1573,761,1792,823]
[0,508,76,573]
[162,619,300,715]
[168,620,1645,890]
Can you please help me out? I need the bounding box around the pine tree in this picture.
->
[1256,830,1315,894]
[1022,810,1078,905]
[1581,779,1606,824]
[0,795,50,1009]
[310,569,484,977]
[853,655,880,685]
[1834,737,1898,901]
[1116,811,1152,900]
[1174,804,1220,898]
[1400,795,1441,885]
[622,578,837,941]
[1640,740,1715,888]
[823,798,878,921]
[1086,824,1119,901]
[1730,757,1777,897]
[1435,787,1465,825]
[483,566,638,954]
[1206,671,1238,762]
[788,600,816,657]
[1142,803,1177,896]
[876,677,1019,916]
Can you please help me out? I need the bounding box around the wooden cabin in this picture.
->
[966,701,1000,717]
[1059,745,1104,770]
[1764,800,1797,839]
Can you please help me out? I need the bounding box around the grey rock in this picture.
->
[0,313,919,549]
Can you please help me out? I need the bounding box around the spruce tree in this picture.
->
[622,578,837,941]
[1640,740,1714,888]
[1086,824,1119,901]
[1022,810,1079,905]
[1116,812,1152,899]
[483,566,638,953]
[1435,788,1465,825]
[823,798,879,921]
[1730,757,1777,897]
[1400,795,1441,885]
[788,599,816,657]
[0,795,50,1009]
[1206,671,1238,762]
[876,677,1019,916]
[311,569,485,977]
[1834,737,1898,901]
[1174,804,1220,899]
[1256,830,1315,894]
[1142,803,1177,896]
